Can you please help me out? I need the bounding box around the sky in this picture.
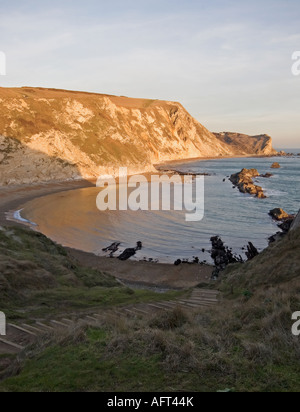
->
[0,0,299,148]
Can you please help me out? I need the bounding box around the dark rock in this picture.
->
[136,241,143,251]
[269,232,285,244]
[102,242,121,253]
[269,208,294,221]
[277,151,286,157]
[118,248,136,261]
[245,242,259,260]
[268,210,295,244]
[278,219,294,233]
[174,259,182,266]
[260,173,273,178]
[210,236,243,279]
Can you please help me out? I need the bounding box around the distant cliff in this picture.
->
[213,132,277,156]
[0,87,277,185]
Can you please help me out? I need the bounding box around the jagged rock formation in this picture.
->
[213,132,277,156]
[269,208,292,221]
[0,87,277,185]
[268,208,296,244]
[230,169,266,198]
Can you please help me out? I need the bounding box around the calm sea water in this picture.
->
[22,155,300,264]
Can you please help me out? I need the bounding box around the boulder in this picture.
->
[210,236,243,279]
[246,242,259,260]
[269,208,291,221]
[118,248,136,261]
[271,162,281,169]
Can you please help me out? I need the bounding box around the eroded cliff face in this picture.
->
[0,87,277,185]
[213,132,277,156]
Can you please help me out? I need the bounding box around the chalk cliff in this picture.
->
[0,87,277,185]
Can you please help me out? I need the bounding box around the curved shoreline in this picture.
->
[6,208,38,227]
[0,179,95,227]
[0,178,214,289]
[1,153,289,288]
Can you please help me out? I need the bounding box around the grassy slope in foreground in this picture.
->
[0,227,299,392]
[0,226,181,321]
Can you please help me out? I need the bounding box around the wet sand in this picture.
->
[0,180,95,226]
[67,247,213,289]
[0,179,214,289]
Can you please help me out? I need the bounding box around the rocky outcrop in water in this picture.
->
[269,208,293,221]
[245,242,259,260]
[271,162,281,169]
[268,208,295,244]
[230,169,266,198]
[210,236,243,279]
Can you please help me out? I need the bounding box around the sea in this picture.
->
[21,152,300,264]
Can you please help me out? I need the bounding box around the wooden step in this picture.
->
[130,307,149,315]
[7,323,36,337]
[192,290,219,297]
[22,323,47,334]
[188,297,218,303]
[177,301,210,308]
[183,299,217,306]
[158,301,180,308]
[0,340,21,355]
[50,320,71,328]
[0,338,24,351]
[62,319,74,325]
[35,322,54,331]
[147,303,171,311]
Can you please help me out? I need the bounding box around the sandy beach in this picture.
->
[0,179,214,289]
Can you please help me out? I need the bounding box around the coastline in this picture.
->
[155,153,278,169]
[0,176,214,289]
[0,152,287,288]
[0,153,267,226]
[0,179,95,227]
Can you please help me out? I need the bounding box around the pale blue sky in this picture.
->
[0,0,299,147]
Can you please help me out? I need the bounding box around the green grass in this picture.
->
[1,308,299,392]
[1,226,300,392]
[0,226,182,321]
